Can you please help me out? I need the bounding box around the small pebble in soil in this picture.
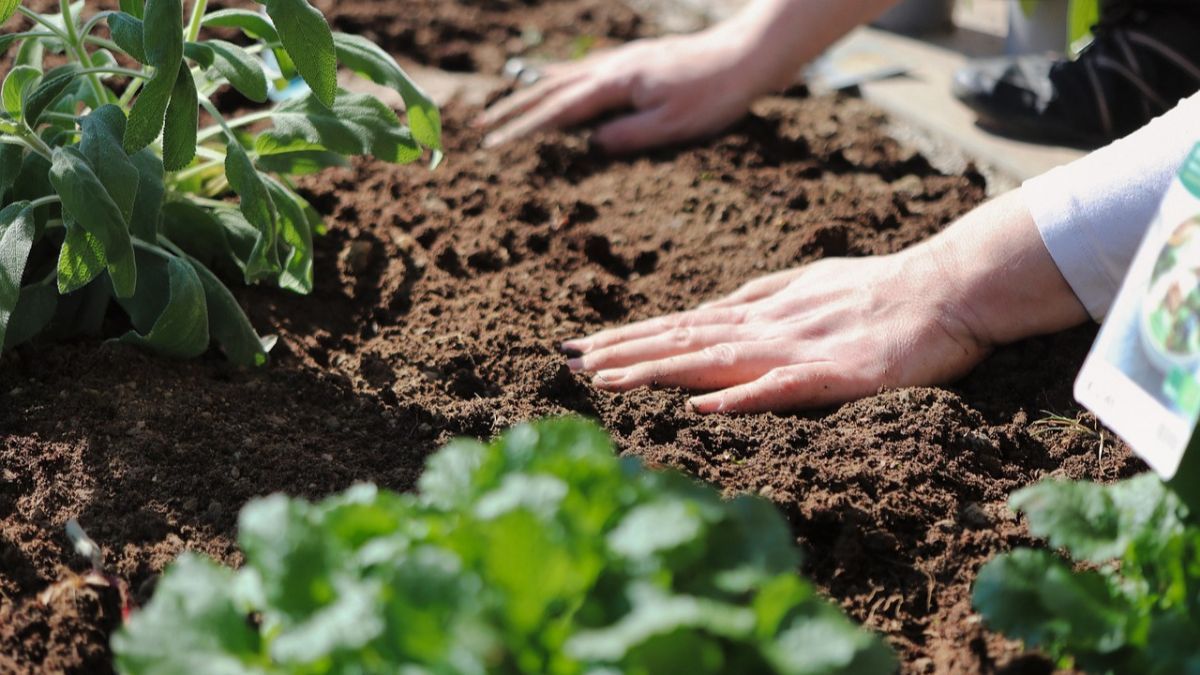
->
[959,502,991,529]
[393,233,418,253]
[423,196,451,215]
[340,240,376,275]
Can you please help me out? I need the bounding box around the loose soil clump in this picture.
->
[0,1,1141,674]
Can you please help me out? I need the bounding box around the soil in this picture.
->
[0,1,1144,674]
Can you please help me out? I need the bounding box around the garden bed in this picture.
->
[0,1,1142,673]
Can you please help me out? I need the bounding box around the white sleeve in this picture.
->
[1023,93,1200,321]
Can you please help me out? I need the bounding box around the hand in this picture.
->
[562,190,1090,414]
[562,252,992,414]
[476,27,772,154]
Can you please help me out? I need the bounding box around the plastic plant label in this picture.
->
[1076,142,1200,479]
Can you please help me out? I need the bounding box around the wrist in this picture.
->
[704,6,807,95]
[920,191,1090,348]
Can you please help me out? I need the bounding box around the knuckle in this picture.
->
[701,343,739,367]
[668,327,694,347]
[764,367,802,390]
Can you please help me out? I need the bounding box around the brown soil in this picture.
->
[303,0,652,75]
[0,1,1143,674]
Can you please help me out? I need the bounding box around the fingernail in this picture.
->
[688,395,720,414]
[560,339,589,355]
[482,133,503,149]
[593,370,624,385]
[566,358,584,372]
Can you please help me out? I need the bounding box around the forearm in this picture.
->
[1024,93,1200,319]
[715,0,903,92]
[916,190,1089,347]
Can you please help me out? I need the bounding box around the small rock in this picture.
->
[340,240,376,275]
[891,174,925,195]
[422,196,450,215]
[393,233,419,254]
[230,467,241,480]
[960,502,991,529]
[324,416,341,432]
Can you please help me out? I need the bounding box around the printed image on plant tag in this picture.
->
[1076,143,1200,479]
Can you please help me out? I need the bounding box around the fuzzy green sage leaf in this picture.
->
[332,32,442,151]
[49,147,137,298]
[256,90,421,164]
[116,248,209,359]
[0,0,21,24]
[201,9,279,43]
[0,202,37,348]
[2,66,40,119]
[259,0,337,108]
[125,0,183,154]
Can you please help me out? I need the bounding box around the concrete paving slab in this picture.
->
[826,26,1085,185]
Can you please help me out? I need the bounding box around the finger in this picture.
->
[688,362,862,414]
[482,76,631,149]
[562,306,749,354]
[474,71,579,129]
[568,324,754,373]
[591,340,789,392]
[592,106,677,154]
[540,60,587,79]
[699,269,805,309]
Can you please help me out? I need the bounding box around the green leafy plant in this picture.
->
[0,0,441,365]
[113,418,895,674]
[973,473,1200,673]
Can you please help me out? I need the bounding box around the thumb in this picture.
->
[592,106,676,154]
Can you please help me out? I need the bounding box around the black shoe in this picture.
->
[952,1,1200,148]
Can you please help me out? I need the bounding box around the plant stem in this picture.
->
[16,7,71,42]
[131,237,179,261]
[28,195,62,210]
[82,36,121,53]
[179,195,237,211]
[40,111,81,125]
[197,110,273,143]
[59,0,113,106]
[79,11,117,39]
[4,30,59,42]
[77,66,151,80]
[198,97,238,143]
[13,127,54,161]
[118,77,146,108]
[186,0,209,43]
[171,156,224,184]
[195,146,226,161]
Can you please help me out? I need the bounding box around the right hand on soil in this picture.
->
[562,190,1091,414]
[476,27,777,154]
[562,252,993,413]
